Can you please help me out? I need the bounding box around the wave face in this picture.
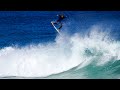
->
[0,11,120,79]
[0,25,120,79]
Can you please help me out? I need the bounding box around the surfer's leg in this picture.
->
[53,22,58,25]
[58,25,62,29]
[58,23,62,29]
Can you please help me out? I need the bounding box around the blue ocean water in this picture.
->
[0,11,120,79]
[0,11,58,48]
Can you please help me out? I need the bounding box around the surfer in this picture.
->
[53,14,67,29]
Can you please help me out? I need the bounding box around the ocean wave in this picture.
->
[0,25,120,79]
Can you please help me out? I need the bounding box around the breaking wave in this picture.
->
[0,25,120,79]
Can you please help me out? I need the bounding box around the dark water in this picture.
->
[0,11,120,79]
[0,11,58,48]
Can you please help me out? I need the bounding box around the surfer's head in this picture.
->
[61,15,64,18]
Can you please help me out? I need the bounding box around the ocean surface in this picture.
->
[0,11,120,79]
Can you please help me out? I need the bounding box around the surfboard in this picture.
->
[51,21,61,35]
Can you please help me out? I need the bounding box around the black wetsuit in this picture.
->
[55,15,66,29]
[57,15,66,22]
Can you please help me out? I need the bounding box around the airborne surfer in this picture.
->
[52,14,67,30]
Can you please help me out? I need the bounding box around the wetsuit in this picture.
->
[54,14,66,29]
[57,15,66,22]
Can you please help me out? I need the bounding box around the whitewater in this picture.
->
[0,24,120,79]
